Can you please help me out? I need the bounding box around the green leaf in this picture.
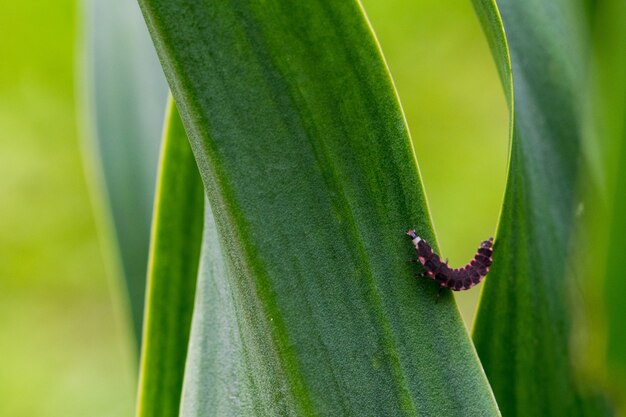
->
[471,1,610,415]
[136,96,204,417]
[85,0,168,346]
[137,0,499,415]
[598,1,626,409]
[576,0,626,412]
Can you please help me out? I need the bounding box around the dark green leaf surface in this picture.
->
[471,1,609,415]
[136,97,204,417]
[85,0,168,345]
[138,0,499,415]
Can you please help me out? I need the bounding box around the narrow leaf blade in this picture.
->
[136,96,204,417]
[577,0,626,412]
[599,0,626,404]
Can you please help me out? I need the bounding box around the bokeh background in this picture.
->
[0,0,507,415]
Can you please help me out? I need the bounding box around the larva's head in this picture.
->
[481,237,494,249]
[405,229,422,247]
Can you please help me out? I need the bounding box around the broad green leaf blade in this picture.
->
[85,0,168,345]
[136,96,204,417]
[137,0,500,415]
[471,1,609,415]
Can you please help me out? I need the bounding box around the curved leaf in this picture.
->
[137,0,500,415]
[136,96,204,417]
[85,0,168,345]
[471,0,610,415]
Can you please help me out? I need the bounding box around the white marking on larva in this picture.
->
[411,236,422,247]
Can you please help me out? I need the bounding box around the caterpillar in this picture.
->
[406,229,493,301]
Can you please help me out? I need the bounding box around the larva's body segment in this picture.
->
[406,229,493,291]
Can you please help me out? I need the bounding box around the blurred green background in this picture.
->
[0,0,506,415]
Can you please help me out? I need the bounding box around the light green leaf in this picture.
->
[136,96,204,417]
[598,0,626,410]
[471,0,610,415]
[137,0,499,415]
[576,0,626,413]
[85,0,168,345]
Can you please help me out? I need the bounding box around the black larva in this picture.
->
[406,229,493,301]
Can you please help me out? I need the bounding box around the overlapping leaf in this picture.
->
[136,0,500,415]
[136,97,204,417]
[85,0,168,345]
